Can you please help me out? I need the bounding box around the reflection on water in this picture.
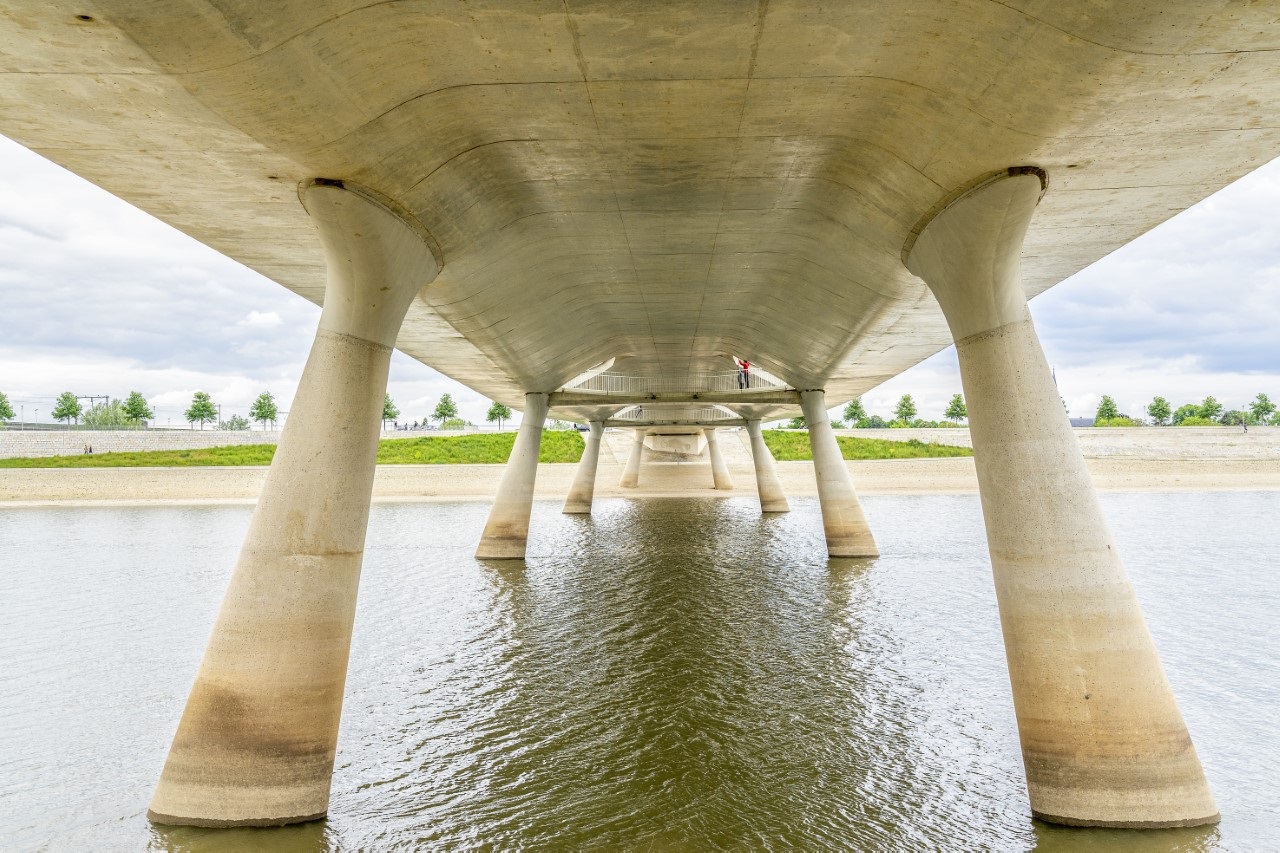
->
[1,492,1276,850]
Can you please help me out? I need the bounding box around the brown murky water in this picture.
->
[1,493,1276,850]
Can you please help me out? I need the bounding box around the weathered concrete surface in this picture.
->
[148,184,441,827]
[801,391,877,557]
[908,171,1217,828]
[4,5,1280,420]
[476,393,549,558]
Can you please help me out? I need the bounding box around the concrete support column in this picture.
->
[906,168,1217,828]
[704,427,734,490]
[476,393,549,558]
[800,391,878,557]
[619,429,644,488]
[745,419,789,513]
[149,181,441,827]
[563,421,604,513]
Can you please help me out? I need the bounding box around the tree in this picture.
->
[1249,393,1276,425]
[1095,395,1119,422]
[894,394,917,424]
[432,392,459,424]
[786,416,807,429]
[0,391,13,422]
[185,391,217,430]
[1146,396,1172,426]
[122,391,154,427]
[52,391,82,425]
[486,400,512,429]
[843,398,866,424]
[220,414,250,430]
[250,392,278,429]
[1171,403,1200,425]
[944,393,967,424]
[1198,396,1223,420]
[83,400,127,428]
[382,393,399,430]
[1219,410,1250,426]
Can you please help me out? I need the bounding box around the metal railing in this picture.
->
[567,370,787,395]
[612,405,740,423]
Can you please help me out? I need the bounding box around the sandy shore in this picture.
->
[3,456,1278,507]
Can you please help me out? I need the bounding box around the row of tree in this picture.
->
[780,393,969,430]
[0,388,521,432]
[1096,393,1278,426]
[385,392,518,431]
[0,390,283,430]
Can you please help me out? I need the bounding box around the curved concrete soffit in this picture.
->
[298,177,444,277]
[900,166,1048,267]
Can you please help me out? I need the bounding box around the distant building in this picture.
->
[1070,417,1096,427]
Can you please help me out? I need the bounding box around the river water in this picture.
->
[1,492,1277,851]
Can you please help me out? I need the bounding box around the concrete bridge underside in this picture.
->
[5,0,1269,832]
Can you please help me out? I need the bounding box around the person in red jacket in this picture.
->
[738,358,751,389]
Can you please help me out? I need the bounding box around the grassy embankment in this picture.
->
[761,430,972,461]
[0,429,970,468]
[0,431,586,468]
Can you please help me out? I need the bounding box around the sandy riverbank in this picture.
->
[2,456,1278,507]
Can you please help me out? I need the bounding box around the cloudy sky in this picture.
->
[2,132,1278,428]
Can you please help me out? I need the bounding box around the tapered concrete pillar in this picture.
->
[619,429,644,488]
[476,393,549,558]
[906,167,1217,828]
[745,419,789,512]
[149,181,441,827]
[704,427,734,490]
[563,421,604,513]
[800,391,878,557]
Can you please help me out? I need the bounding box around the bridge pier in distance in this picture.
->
[563,420,604,513]
[906,168,1218,828]
[476,392,549,558]
[148,181,441,827]
[705,427,734,490]
[800,390,878,557]
[746,419,789,513]
[619,429,644,488]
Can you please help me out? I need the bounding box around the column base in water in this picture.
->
[745,419,789,512]
[705,427,734,490]
[149,180,441,826]
[800,391,877,557]
[564,421,603,513]
[619,429,644,488]
[905,167,1217,828]
[476,393,549,559]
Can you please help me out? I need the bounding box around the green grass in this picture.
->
[0,444,279,468]
[0,429,967,468]
[0,430,587,468]
[375,431,584,464]
[762,429,972,461]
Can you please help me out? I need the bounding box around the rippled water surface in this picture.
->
[1,492,1277,851]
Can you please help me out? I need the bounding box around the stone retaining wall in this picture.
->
[0,429,287,459]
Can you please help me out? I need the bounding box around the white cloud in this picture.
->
[238,311,283,328]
